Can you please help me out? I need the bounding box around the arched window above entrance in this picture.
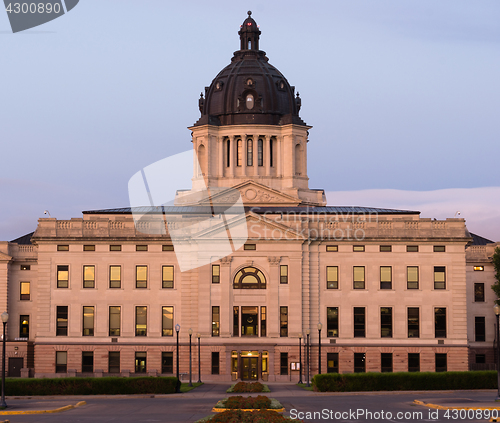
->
[233,267,266,289]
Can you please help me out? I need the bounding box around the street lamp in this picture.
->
[494,304,500,401]
[1,312,8,409]
[306,328,310,387]
[188,328,193,387]
[175,323,180,393]
[197,333,201,383]
[317,323,323,375]
[298,333,303,384]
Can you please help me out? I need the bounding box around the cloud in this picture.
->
[326,187,500,242]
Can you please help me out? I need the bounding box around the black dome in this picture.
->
[194,12,305,127]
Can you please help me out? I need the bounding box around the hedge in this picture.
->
[197,410,304,423]
[312,371,497,392]
[5,376,179,396]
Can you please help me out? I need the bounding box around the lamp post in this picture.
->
[317,323,323,375]
[494,304,500,400]
[175,323,180,393]
[298,333,303,384]
[188,328,193,387]
[306,329,310,387]
[197,333,201,383]
[1,312,8,409]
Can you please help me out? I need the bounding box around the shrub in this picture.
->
[5,376,178,396]
[312,371,497,392]
[229,382,269,393]
[207,409,303,422]
[223,395,271,409]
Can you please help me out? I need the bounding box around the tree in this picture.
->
[491,247,500,305]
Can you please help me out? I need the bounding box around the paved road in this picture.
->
[1,385,498,423]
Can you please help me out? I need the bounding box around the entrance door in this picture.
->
[8,357,23,377]
[242,357,258,380]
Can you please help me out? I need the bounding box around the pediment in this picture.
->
[0,252,12,262]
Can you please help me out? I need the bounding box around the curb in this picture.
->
[414,399,500,411]
[0,401,86,415]
[212,407,285,413]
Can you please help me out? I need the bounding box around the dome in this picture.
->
[194,11,305,127]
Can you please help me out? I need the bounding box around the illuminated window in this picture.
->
[57,245,69,251]
[212,265,220,284]
[353,266,365,289]
[56,351,67,373]
[20,264,30,270]
[20,281,30,300]
[135,306,147,336]
[136,266,147,288]
[244,244,256,250]
[407,266,419,289]
[261,307,266,337]
[327,353,339,373]
[109,265,121,288]
[83,245,95,251]
[280,306,288,337]
[237,139,242,166]
[57,265,69,288]
[327,307,338,337]
[434,267,446,289]
[110,245,121,251]
[83,265,95,288]
[135,352,146,373]
[474,283,485,302]
[162,306,173,336]
[246,94,254,109]
[109,306,120,336]
[380,245,392,252]
[136,245,148,251]
[56,306,68,336]
[326,245,338,252]
[162,245,174,251]
[327,266,338,289]
[474,266,484,271]
[162,265,174,289]
[280,265,288,284]
[353,245,365,252]
[19,315,29,338]
[233,267,266,289]
[83,306,94,336]
[212,306,220,337]
[380,266,392,289]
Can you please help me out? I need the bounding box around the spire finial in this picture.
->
[248,10,252,17]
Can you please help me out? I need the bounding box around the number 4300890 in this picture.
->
[5,3,61,14]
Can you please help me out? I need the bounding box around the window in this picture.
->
[354,353,365,373]
[475,317,485,342]
[280,352,288,375]
[20,281,30,300]
[135,352,146,373]
[237,139,242,166]
[269,137,274,167]
[326,245,338,252]
[56,351,67,373]
[474,266,484,271]
[212,352,220,375]
[247,139,253,166]
[136,306,147,336]
[233,306,239,337]
[57,265,69,288]
[435,308,446,338]
[109,266,121,288]
[380,307,392,338]
[57,245,69,251]
[136,266,147,288]
[83,245,95,251]
[162,266,174,288]
[162,306,173,336]
[257,139,263,166]
[280,307,288,337]
[353,266,365,289]
[327,307,339,337]
[327,353,339,373]
[381,353,393,372]
[435,353,447,372]
[110,245,122,251]
[327,266,338,289]
[109,306,120,336]
[83,265,95,288]
[212,265,220,284]
[280,265,288,284]
[162,245,174,251]
[82,352,93,373]
[56,306,68,336]
[19,315,29,338]
[212,306,220,336]
[233,267,266,289]
[407,266,419,289]
[408,353,420,372]
[407,245,418,252]
[136,245,148,251]
[434,245,445,252]
[353,245,365,252]
[83,306,94,336]
[109,352,120,373]
[20,264,30,270]
[476,354,486,364]
[474,283,485,302]
[244,244,256,250]
[380,245,392,252]
[162,352,173,374]
[354,307,365,338]
[434,267,446,289]
[408,307,419,338]
[380,266,392,290]
[261,306,266,337]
